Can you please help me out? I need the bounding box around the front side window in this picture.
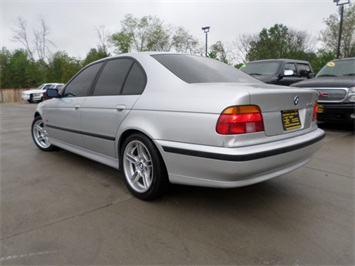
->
[42,85,52,91]
[284,63,297,76]
[93,59,134,96]
[64,62,103,97]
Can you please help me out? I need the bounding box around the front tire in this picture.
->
[31,116,56,151]
[121,134,168,200]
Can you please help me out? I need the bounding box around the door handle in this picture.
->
[74,105,80,110]
[116,105,127,111]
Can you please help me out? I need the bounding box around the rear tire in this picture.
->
[121,133,168,200]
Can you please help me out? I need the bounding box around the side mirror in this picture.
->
[308,72,315,79]
[283,70,294,76]
[44,88,59,100]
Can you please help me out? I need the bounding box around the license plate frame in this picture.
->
[281,109,301,131]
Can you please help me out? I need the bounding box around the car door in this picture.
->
[80,58,147,158]
[43,62,104,148]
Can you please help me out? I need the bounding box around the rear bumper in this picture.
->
[318,103,355,121]
[157,128,325,188]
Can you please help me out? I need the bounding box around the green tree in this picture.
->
[246,24,315,61]
[171,26,200,54]
[9,49,31,88]
[82,47,109,66]
[112,14,167,52]
[209,41,229,64]
[27,59,48,87]
[320,3,355,58]
[311,49,336,74]
[47,51,81,83]
[110,14,199,54]
[0,47,12,88]
[110,32,132,54]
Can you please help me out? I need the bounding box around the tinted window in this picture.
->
[93,59,134,96]
[64,62,103,97]
[152,54,256,84]
[241,62,281,76]
[297,63,312,77]
[42,84,52,91]
[316,59,355,77]
[121,63,146,95]
[284,63,297,76]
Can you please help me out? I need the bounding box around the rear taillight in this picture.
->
[312,101,318,122]
[216,105,264,135]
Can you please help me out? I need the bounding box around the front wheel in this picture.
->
[31,116,56,151]
[121,134,168,200]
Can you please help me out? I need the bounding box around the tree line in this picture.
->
[1,4,354,89]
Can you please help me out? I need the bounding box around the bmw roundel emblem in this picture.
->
[294,96,299,106]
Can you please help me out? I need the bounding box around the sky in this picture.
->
[0,0,342,60]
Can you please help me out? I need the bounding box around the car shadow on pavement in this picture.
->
[317,121,354,133]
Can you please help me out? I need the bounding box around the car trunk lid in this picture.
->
[249,88,318,136]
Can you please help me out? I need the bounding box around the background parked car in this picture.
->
[240,59,314,86]
[22,83,64,103]
[291,57,355,122]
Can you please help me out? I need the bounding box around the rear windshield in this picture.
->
[240,61,281,76]
[317,59,355,77]
[151,54,257,84]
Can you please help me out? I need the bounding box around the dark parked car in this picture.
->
[240,59,314,86]
[291,57,355,122]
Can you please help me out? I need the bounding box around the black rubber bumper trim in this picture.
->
[46,124,116,141]
[162,132,326,162]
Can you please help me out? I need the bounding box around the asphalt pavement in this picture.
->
[0,103,354,265]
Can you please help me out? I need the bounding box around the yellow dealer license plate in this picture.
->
[281,110,301,131]
[318,104,324,113]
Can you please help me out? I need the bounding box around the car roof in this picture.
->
[331,57,355,62]
[83,52,201,68]
[246,59,311,64]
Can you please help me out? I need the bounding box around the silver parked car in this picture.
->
[31,52,325,200]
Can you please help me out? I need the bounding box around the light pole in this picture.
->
[333,0,350,58]
[202,26,210,57]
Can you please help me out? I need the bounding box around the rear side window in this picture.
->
[64,62,103,97]
[121,63,146,95]
[152,54,255,84]
[297,63,312,77]
[93,59,134,96]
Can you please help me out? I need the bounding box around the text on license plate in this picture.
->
[281,110,301,131]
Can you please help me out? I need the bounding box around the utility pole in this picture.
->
[333,0,350,58]
[202,26,210,57]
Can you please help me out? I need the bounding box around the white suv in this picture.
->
[22,83,64,103]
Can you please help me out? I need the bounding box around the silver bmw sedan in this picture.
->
[32,52,325,200]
